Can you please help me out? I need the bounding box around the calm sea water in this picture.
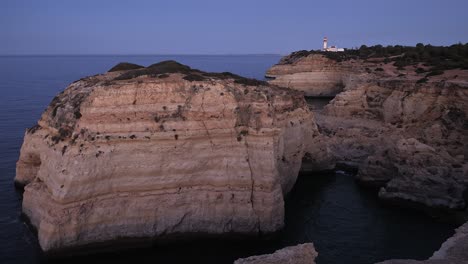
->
[0,55,457,264]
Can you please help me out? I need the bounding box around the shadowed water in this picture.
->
[0,55,456,264]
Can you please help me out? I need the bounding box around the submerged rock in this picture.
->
[15,61,329,253]
[234,243,317,264]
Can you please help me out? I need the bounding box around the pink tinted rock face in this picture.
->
[16,62,328,253]
[268,53,468,211]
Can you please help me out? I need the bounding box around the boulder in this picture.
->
[358,138,467,210]
[234,243,318,264]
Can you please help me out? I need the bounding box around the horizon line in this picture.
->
[0,53,285,57]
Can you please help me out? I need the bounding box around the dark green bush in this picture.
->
[108,62,144,72]
[183,74,206,82]
[285,43,468,71]
[112,60,269,87]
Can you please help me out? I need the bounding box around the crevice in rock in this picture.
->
[243,135,261,234]
[171,212,189,233]
[200,88,214,149]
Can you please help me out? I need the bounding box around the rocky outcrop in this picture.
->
[15,61,328,253]
[234,243,317,264]
[332,79,468,210]
[358,138,467,210]
[266,54,356,97]
[377,222,468,264]
[268,53,468,211]
[322,78,468,210]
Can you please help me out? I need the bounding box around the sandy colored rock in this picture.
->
[359,138,467,209]
[268,53,468,211]
[266,54,356,97]
[16,61,328,253]
[234,243,317,264]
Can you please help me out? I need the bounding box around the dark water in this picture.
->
[0,55,456,264]
[305,96,334,111]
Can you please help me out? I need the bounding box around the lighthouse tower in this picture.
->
[323,37,328,51]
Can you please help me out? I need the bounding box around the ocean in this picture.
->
[0,55,456,264]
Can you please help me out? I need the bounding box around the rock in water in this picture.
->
[15,61,324,253]
[359,138,467,210]
[234,243,318,264]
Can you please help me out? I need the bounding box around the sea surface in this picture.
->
[0,55,457,264]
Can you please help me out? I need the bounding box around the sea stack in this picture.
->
[15,61,328,253]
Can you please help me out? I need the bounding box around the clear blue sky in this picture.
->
[1,0,467,55]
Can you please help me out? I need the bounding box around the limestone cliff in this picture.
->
[267,53,468,211]
[266,54,356,97]
[15,61,324,253]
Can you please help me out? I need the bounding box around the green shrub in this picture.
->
[183,74,206,82]
[112,60,269,87]
[284,43,468,71]
[108,62,144,72]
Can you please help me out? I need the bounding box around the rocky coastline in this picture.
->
[267,52,468,214]
[14,51,468,263]
[264,51,468,263]
[15,61,333,254]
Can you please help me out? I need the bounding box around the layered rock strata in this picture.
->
[16,61,327,253]
[268,53,468,211]
[266,54,356,97]
[234,243,317,264]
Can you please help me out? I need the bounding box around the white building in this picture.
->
[322,37,344,52]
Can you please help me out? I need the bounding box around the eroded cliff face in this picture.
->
[267,53,468,211]
[15,61,326,253]
[266,54,357,97]
[324,78,468,210]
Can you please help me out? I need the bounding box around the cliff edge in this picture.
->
[15,61,327,253]
[267,49,468,212]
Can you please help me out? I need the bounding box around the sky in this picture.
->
[1,0,468,55]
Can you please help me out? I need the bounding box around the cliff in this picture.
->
[15,61,329,253]
[265,54,356,97]
[267,53,468,211]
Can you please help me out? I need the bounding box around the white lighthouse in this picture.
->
[323,37,328,50]
[322,37,344,52]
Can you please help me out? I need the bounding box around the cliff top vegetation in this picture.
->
[283,43,468,74]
